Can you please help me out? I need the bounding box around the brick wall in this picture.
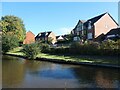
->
[23,31,35,44]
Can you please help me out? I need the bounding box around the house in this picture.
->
[23,31,35,44]
[35,31,57,44]
[105,27,120,40]
[71,12,119,41]
[56,35,65,41]
[71,20,86,36]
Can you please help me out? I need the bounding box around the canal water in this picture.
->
[2,55,120,88]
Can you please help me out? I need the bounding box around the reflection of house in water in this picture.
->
[95,71,115,88]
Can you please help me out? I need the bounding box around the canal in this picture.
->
[2,55,120,88]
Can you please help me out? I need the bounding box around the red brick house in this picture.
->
[23,31,35,44]
[71,12,119,41]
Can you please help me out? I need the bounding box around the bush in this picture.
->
[69,41,99,55]
[39,43,50,53]
[69,42,82,54]
[41,39,120,56]
[22,43,40,60]
[100,39,116,49]
[2,35,19,53]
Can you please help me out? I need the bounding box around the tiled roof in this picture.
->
[36,31,52,38]
[27,31,35,36]
[73,20,86,30]
[84,13,106,27]
[84,12,119,27]
[106,28,120,36]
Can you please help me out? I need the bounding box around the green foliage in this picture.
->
[47,37,53,44]
[22,43,40,60]
[45,39,119,56]
[2,34,19,53]
[39,43,50,53]
[100,40,117,49]
[0,15,26,42]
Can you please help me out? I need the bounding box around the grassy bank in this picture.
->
[6,47,120,66]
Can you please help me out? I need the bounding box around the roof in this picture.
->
[56,36,59,39]
[80,20,86,23]
[27,31,35,36]
[36,31,52,38]
[84,13,106,27]
[84,12,119,27]
[73,20,86,30]
[106,28,120,36]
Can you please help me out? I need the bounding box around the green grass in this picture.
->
[7,47,120,66]
[37,53,119,65]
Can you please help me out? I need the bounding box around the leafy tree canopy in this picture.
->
[0,15,26,42]
[2,34,19,53]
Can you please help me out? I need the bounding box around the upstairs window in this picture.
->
[87,33,92,39]
[39,33,41,36]
[81,24,84,30]
[88,21,92,29]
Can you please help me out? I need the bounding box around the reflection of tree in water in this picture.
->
[24,60,56,72]
[2,55,26,88]
[95,68,120,88]
[2,55,57,88]
[72,66,120,88]
[72,66,96,83]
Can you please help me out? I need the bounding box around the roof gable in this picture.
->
[84,12,119,27]
[27,31,35,36]
[107,13,119,26]
[73,20,86,30]
[84,13,106,27]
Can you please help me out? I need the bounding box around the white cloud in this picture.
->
[55,27,74,36]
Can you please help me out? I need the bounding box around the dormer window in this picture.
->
[45,32,48,36]
[39,33,41,36]
[88,21,92,29]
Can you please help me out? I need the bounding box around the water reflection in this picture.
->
[2,55,120,88]
[2,55,26,87]
[72,66,120,88]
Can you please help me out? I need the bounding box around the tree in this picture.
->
[2,34,19,53]
[0,15,26,42]
[22,43,40,60]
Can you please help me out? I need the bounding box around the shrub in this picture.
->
[69,42,81,54]
[69,41,99,55]
[2,34,19,53]
[100,39,116,49]
[22,43,40,60]
[39,43,50,53]
[52,47,69,54]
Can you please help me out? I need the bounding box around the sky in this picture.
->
[2,2,119,36]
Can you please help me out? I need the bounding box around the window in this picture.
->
[81,24,83,30]
[87,33,92,39]
[77,32,79,35]
[76,27,79,31]
[73,36,80,41]
[39,33,41,36]
[46,32,48,36]
[88,21,92,29]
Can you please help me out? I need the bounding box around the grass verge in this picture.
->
[6,47,120,66]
